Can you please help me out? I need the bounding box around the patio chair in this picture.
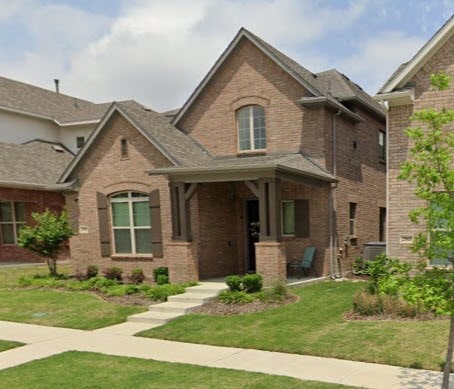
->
[287,247,316,277]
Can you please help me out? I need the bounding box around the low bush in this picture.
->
[102,267,123,281]
[218,290,255,304]
[242,274,263,293]
[153,267,168,283]
[143,284,185,301]
[129,268,145,284]
[225,275,242,291]
[353,290,419,317]
[86,265,99,279]
[156,274,169,285]
[257,283,288,302]
[224,273,263,293]
[352,257,370,276]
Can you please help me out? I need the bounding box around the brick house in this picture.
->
[0,76,110,262]
[375,16,453,265]
[0,140,73,261]
[60,28,386,284]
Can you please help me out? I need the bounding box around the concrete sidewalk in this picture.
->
[0,320,449,388]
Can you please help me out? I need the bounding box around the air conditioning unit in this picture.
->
[363,242,386,260]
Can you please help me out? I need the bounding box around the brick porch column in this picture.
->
[166,241,199,283]
[255,241,286,285]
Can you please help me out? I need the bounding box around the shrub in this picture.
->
[129,268,146,284]
[225,275,242,291]
[242,273,263,293]
[156,274,169,285]
[102,267,123,281]
[257,283,288,302]
[143,284,185,301]
[153,267,168,282]
[74,270,87,281]
[352,257,370,275]
[86,265,99,279]
[218,290,255,304]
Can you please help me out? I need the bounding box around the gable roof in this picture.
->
[172,27,383,125]
[0,140,73,189]
[0,75,110,125]
[59,100,212,183]
[378,15,454,94]
[316,69,386,117]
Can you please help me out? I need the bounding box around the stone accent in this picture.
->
[255,241,286,285]
[166,241,199,283]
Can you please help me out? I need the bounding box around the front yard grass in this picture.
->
[139,281,449,371]
[0,265,146,330]
[0,351,356,388]
[0,340,24,352]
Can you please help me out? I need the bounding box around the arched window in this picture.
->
[237,105,266,151]
[110,192,151,254]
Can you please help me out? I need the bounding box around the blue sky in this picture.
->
[0,0,452,110]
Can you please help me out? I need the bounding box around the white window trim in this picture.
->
[281,200,295,236]
[349,203,357,236]
[237,105,266,153]
[110,192,151,255]
[0,202,26,245]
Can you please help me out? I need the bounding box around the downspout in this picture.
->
[330,109,342,278]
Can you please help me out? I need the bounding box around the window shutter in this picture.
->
[295,199,310,238]
[149,189,163,257]
[96,192,111,257]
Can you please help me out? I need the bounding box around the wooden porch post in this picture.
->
[258,177,282,242]
[169,182,197,242]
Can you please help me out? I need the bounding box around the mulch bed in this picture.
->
[189,293,299,315]
[92,291,155,306]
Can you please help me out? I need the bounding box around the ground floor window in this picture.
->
[379,207,386,242]
[110,192,152,254]
[0,202,26,244]
[282,201,295,235]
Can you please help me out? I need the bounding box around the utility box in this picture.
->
[363,242,386,260]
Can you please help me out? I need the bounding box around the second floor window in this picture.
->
[379,130,386,160]
[237,105,266,152]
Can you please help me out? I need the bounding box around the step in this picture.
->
[127,311,182,325]
[148,301,203,314]
[167,293,215,304]
[185,285,228,295]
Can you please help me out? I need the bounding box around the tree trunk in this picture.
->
[47,257,57,276]
[442,312,454,388]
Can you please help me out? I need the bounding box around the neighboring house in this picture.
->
[59,28,386,284]
[0,140,73,261]
[375,16,453,265]
[0,77,110,261]
[0,76,109,153]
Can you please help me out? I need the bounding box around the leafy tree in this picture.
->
[398,71,453,388]
[18,209,73,276]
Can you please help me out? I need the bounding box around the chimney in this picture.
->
[54,79,60,94]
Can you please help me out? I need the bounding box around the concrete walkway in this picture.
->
[0,320,449,388]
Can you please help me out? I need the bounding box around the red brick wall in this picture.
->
[178,38,327,167]
[0,188,65,262]
[387,35,454,264]
[66,112,174,278]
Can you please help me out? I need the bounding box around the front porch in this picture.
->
[150,155,336,285]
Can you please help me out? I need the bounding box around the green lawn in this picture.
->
[139,281,449,371]
[0,340,24,352]
[0,265,146,330]
[0,351,355,389]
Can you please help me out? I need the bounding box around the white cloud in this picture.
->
[335,31,425,94]
[59,0,366,110]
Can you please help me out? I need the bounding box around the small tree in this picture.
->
[18,209,73,276]
[398,71,453,388]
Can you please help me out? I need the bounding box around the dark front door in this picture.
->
[246,199,259,272]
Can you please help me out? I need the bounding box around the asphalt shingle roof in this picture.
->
[0,140,73,186]
[117,101,212,167]
[0,76,110,123]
